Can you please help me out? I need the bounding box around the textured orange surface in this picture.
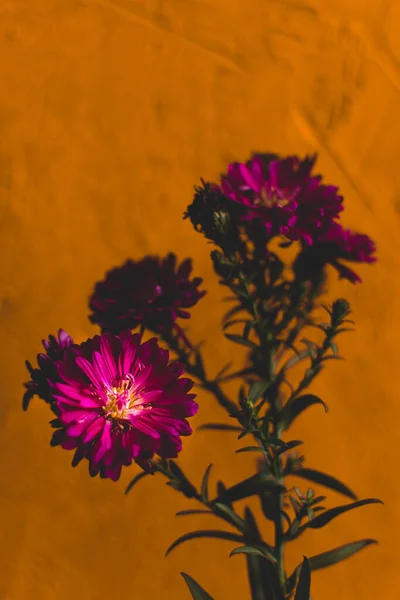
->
[1,0,399,598]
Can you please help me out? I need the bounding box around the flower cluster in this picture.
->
[23,150,377,485]
[187,152,376,282]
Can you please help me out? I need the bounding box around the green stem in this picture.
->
[273,424,286,593]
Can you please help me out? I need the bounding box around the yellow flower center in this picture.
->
[254,187,290,208]
[102,376,151,421]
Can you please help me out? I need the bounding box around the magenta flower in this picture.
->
[318,223,377,283]
[23,329,74,411]
[51,330,198,481]
[89,253,206,337]
[294,222,377,284]
[218,153,343,244]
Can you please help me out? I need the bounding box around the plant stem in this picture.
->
[273,426,286,592]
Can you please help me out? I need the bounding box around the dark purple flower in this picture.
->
[51,331,198,481]
[294,222,377,284]
[89,253,205,337]
[218,153,343,245]
[23,329,74,411]
[317,223,377,283]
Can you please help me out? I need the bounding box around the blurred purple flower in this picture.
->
[89,254,205,339]
[23,329,74,411]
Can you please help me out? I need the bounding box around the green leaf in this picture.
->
[176,510,214,517]
[216,480,233,509]
[222,304,244,323]
[303,498,383,530]
[242,506,277,599]
[223,319,249,331]
[230,546,272,559]
[181,572,215,600]
[301,339,318,358]
[284,350,311,370]
[214,361,234,379]
[214,472,285,504]
[197,423,244,433]
[213,503,247,533]
[306,539,377,571]
[294,557,311,600]
[225,333,258,349]
[124,471,150,495]
[287,539,378,593]
[167,461,198,498]
[320,355,343,362]
[329,341,338,356]
[201,464,213,502]
[243,320,254,340]
[279,395,328,431]
[249,380,269,403]
[292,468,357,500]
[165,530,244,556]
[275,440,304,457]
[235,446,269,456]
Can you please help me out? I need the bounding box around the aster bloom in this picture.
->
[51,330,198,481]
[89,254,206,340]
[23,329,74,411]
[294,222,377,284]
[218,153,344,245]
[318,223,377,283]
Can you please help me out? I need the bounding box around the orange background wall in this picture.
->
[1,0,399,598]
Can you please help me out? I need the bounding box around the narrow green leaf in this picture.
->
[294,557,311,600]
[242,506,277,598]
[249,380,269,403]
[214,472,285,504]
[235,446,269,456]
[284,350,311,370]
[181,572,215,600]
[264,437,288,447]
[329,341,338,356]
[124,471,150,495]
[287,539,378,592]
[243,320,254,340]
[213,502,247,531]
[279,395,328,431]
[222,319,249,331]
[275,440,303,457]
[292,468,357,500]
[214,361,234,379]
[176,510,213,517]
[222,304,244,322]
[230,546,271,559]
[303,499,383,530]
[197,423,244,433]
[225,333,258,349]
[201,464,213,502]
[307,539,377,570]
[167,460,198,498]
[165,530,244,556]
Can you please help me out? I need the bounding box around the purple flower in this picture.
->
[294,222,377,284]
[218,153,343,244]
[23,329,74,411]
[318,223,377,283]
[51,331,198,481]
[89,253,205,336]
